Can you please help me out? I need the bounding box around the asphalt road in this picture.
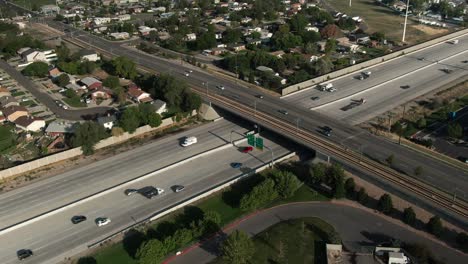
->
[0,119,250,230]
[0,60,111,120]
[0,121,292,264]
[44,21,468,225]
[169,203,467,264]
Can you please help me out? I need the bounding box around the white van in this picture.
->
[181,136,197,147]
[318,83,333,91]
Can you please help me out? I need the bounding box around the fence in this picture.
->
[281,28,468,96]
[0,117,177,180]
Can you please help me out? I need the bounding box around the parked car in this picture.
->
[242,146,253,153]
[231,162,242,168]
[96,217,111,227]
[71,215,87,224]
[17,249,33,260]
[125,189,138,196]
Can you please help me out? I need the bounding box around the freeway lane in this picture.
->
[47,22,468,222]
[0,119,250,230]
[0,133,291,264]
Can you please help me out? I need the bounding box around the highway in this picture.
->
[45,21,468,226]
[0,120,292,264]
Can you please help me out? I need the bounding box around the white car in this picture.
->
[216,85,225,90]
[156,188,165,195]
[96,217,111,227]
[62,105,69,110]
[181,136,197,147]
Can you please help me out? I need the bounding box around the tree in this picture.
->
[414,166,423,176]
[378,194,393,214]
[71,122,108,155]
[324,39,337,54]
[320,24,340,39]
[110,56,137,79]
[240,178,278,212]
[120,107,140,133]
[182,92,202,112]
[78,61,97,74]
[309,163,326,184]
[223,28,242,44]
[357,187,369,205]
[417,118,427,129]
[77,257,97,264]
[403,207,417,226]
[103,75,120,89]
[136,239,166,264]
[447,122,463,139]
[221,230,255,264]
[271,170,300,198]
[56,74,70,87]
[344,178,356,197]
[334,173,346,199]
[427,216,443,237]
[22,62,49,77]
[328,230,342,244]
[138,104,162,127]
[370,32,386,42]
[386,154,394,166]
[314,56,333,75]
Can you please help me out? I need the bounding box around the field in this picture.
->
[324,0,449,44]
[0,125,16,153]
[10,0,55,10]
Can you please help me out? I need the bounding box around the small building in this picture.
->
[14,116,45,132]
[49,68,62,78]
[127,85,153,103]
[109,32,130,40]
[210,47,226,56]
[79,50,101,62]
[184,33,197,41]
[2,105,29,122]
[93,17,112,26]
[0,96,19,108]
[388,252,410,264]
[97,114,116,130]
[41,5,60,16]
[19,48,57,64]
[45,121,77,136]
[152,99,167,115]
[229,43,246,52]
[80,77,102,90]
[90,88,112,100]
[0,87,10,98]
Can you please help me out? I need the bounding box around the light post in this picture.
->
[254,124,261,135]
[402,0,410,43]
[349,0,352,7]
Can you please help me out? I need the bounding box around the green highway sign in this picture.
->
[247,134,255,146]
[256,137,264,150]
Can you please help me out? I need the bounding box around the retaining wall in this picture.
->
[281,28,468,96]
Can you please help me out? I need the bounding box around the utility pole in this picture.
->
[349,0,352,7]
[402,0,410,43]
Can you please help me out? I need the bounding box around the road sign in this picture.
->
[247,134,255,146]
[256,137,264,150]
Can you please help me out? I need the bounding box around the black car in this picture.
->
[71,215,87,224]
[400,85,411,89]
[311,96,320,101]
[278,109,288,115]
[172,185,185,193]
[139,186,159,199]
[17,249,33,260]
[125,189,138,196]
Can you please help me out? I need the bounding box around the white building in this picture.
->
[185,33,197,41]
[79,50,101,62]
[93,17,112,25]
[14,116,46,132]
[109,32,130,40]
[152,99,167,115]
[19,48,57,64]
[388,252,410,264]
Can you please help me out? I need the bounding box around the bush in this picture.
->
[378,194,393,214]
[426,216,443,237]
[357,187,368,205]
[402,207,416,226]
[240,178,278,212]
[344,178,355,197]
[271,170,300,199]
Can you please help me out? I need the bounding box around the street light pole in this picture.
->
[402,0,410,43]
[349,0,352,7]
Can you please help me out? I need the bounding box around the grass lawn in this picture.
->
[63,97,86,108]
[324,0,449,44]
[0,125,16,153]
[93,243,137,264]
[11,91,25,97]
[19,100,35,107]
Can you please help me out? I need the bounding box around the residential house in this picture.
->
[80,77,102,90]
[152,99,167,115]
[210,47,226,56]
[90,87,112,101]
[229,44,246,52]
[49,68,62,78]
[127,85,153,103]
[41,5,60,16]
[0,96,19,108]
[97,114,116,130]
[185,33,197,41]
[79,50,100,62]
[116,14,131,21]
[336,37,360,52]
[109,32,130,40]
[0,87,10,98]
[66,83,86,93]
[45,121,77,136]
[138,26,157,36]
[270,50,285,58]
[2,105,28,122]
[393,1,408,12]
[14,116,46,132]
[93,17,112,26]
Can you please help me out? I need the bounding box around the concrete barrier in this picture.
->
[281,28,468,96]
[0,117,176,180]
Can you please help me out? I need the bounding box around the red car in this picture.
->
[242,146,253,153]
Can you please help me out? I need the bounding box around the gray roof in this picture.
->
[80,77,101,87]
[152,99,166,110]
[0,96,19,107]
[45,121,77,134]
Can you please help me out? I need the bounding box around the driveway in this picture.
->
[167,202,467,264]
[0,60,112,120]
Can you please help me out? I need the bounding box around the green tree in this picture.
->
[328,230,342,244]
[120,106,140,133]
[417,118,427,129]
[309,163,326,184]
[71,122,108,155]
[103,75,120,89]
[403,207,417,226]
[182,92,202,112]
[221,230,255,264]
[78,61,97,74]
[357,187,369,205]
[223,28,242,44]
[344,178,356,197]
[240,178,278,212]
[22,62,49,77]
[314,56,333,75]
[447,122,463,139]
[378,194,393,214]
[324,39,337,54]
[138,104,162,127]
[110,56,137,79]
[113,86,126,104]
[136,239,166,264]
[56,74,70,87]
[271,170,300,198]
[427,216,443,237]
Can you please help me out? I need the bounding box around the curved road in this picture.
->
[168,202,467,264]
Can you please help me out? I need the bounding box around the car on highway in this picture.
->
[172,185,185,193]
[242,146,254,153]
[216,85,225,90]
[278,109,288,115]
[256,94,264,99]
[462,60,468,63]
[184,72,190,77]
[322,126,332,137]
[181,136,197,147]
[400,85,411,89]
[356,75,365,80]
[442,68,453,74]
[96,217,111,227]
[311,96,320,101]
[125,189,138,196]
[362,71,372,77]
[71,215,87,224]
[139,186,164,199]
[17,249,33,260]
[231,162,242,168]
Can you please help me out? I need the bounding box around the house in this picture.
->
[93,17,112,26]
[80,77,102,90]
[41,5,60,16]
[14,116,45,132]
[337,37,360,52]
[2,105,29,122]
[185,33,197,41]
[127,85,153,103]
[97,114,116,130]
[79,50,100,62]
[109,32,130,40]
[138,26,157,36]
[152,99,167,115]
[49,68,62,78]
[229,44,246,52]
[0,87,10,98]
[19,48,57,63]
[117,14,131,21]
[0,96,19,108]
[210,47,226,56]
[393,1,407,12]
[388,252,410,264]
[45,121,77,136]
[90,87,112,100]
[270,50,285,58]
[66,83,86,92]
